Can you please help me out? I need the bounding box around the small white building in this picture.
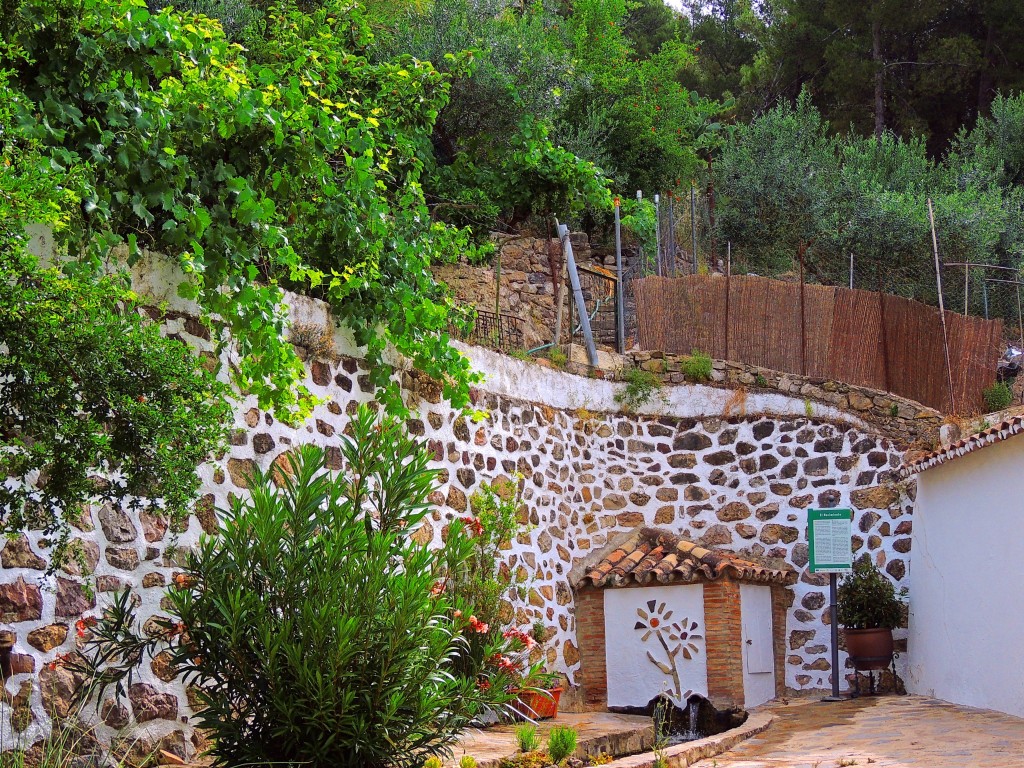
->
[904,416,1024,717]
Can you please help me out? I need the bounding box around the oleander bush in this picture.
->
[72,406,515,768]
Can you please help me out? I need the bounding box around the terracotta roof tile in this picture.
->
[577,527,796,588]
[902,414,1024,476]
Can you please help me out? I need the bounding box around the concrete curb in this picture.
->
[599,711,773,768]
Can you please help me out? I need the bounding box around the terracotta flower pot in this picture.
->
[512,686,562,720]
[844,627,894,671]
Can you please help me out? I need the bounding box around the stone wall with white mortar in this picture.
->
[0,259,918,754]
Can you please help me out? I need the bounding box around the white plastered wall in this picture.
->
[907,434,1024,717]
[604,585,707,709]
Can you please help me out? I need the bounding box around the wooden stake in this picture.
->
[799,245,807,377]
[964,261,970,316]
[928,198,956,414]
[879,280,891,393]
[724,241,731,361]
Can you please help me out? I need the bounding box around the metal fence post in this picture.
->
[614,197,625,354]
[556,221,598,367]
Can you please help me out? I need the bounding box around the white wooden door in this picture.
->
[740,584,775,707]
[742,585,773,672]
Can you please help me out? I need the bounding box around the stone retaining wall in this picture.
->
[549,348,943,450]
[0,285,917,755]
[433,233,624,350]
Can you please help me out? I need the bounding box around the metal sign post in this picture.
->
[809,508,853,701]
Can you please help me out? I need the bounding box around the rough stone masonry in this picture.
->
[0,295,919,754]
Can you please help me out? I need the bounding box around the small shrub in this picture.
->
[889,403,899,418]
[652,697,670,768]
[509,348,532,361]
[681,349,713,382]
[460,757,478,768]
[754,373,768,388]
[547,726,579,763]
[423,759,443,768]
[548,348,568,367]
[515,724,541,753]
[983,381,1013,413]
[804,398,813,417]
[71,406,512,768]
[615,366,663,411]
[837,556,907,629]
[531,619,547,644]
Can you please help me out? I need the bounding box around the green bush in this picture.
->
[682,349,713,382]
[614,366,663,411]
[837,557,906,630]
[983,381,1013,413]
[72,406,512,768]
[547,726,579,763]
[548,348,568,368]
[515,724,541,753]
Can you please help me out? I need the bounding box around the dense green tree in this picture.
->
[679,0,763,112]
[623,0,686,59]
[736,0,1024,154]
[714,92,840,275]
[715,92,1018,314]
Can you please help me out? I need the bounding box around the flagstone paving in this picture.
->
[448,711,652,767]
[690,695,1024,768]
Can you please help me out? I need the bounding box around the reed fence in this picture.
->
[633,275,1003,414]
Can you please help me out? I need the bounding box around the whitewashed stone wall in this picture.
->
[0,282,918,753]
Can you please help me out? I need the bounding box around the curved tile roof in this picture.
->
[577,527,797,588]
[902,415,1024,476]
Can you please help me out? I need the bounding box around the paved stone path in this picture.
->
[449,711,651,767]
[691,695,1024,768]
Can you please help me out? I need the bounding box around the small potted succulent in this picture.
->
[837,557,907,671]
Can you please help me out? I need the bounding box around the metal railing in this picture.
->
[453,309,525,353]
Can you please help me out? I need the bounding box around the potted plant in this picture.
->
[512,669,563,720]
[509,622,563,719]
[837,557,907,671]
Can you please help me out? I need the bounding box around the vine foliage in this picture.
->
[2,0,493,419]
[0,58,229,562]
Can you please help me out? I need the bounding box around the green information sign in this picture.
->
[808,508,853,573]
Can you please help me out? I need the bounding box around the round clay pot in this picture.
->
[844,627,894,671]
[512,686,563,719]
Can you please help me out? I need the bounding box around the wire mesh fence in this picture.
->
[452,309,525,353]
[633,274,1003,414]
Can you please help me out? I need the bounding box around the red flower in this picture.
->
[49,652,74,671]
[459,516,484,536]
[468,615,489,634]
[173,573,193,588]
[75,616,97,638]
[502,627,537,649]
[477,679,491,690]
[430,580,445,598]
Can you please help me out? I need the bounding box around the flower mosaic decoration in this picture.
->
[634,599,704,701]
